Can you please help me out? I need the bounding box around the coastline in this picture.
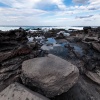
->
[0,27,100,100]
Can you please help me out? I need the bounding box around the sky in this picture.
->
[0,0,100,26]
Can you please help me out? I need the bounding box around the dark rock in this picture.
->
[0,29,28,53]
[83,27,91,34]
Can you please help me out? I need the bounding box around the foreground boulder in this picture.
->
[0,82,49,100]
[21,54,79,97]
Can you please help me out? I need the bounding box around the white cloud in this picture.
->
[73,0,87,4]
[0,0,100,26]
[0,0,67,10]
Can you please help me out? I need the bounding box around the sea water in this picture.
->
[0,26,83,31]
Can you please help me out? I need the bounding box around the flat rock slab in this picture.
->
[86,71,100,85]
[22,54,79,97]
[0,82,49,100]
[55,76,100,100]
[92,43,100,52]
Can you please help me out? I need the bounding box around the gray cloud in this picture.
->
[88,7,98,10]
[76,15,93,19]
[73,0,88,4]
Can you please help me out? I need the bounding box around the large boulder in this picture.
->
[0,83,49,100]
[21,54,79,97]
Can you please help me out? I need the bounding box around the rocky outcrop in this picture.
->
[0,29,28,52]
[0,83,50,100]
[21,54,79,97]
[0,28,43,92]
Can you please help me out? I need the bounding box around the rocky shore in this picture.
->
[0,27,100,100]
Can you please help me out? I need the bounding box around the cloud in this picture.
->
[0,0,67,10]
[76,15,93,19]
[73,0,88,4]
[0,0,100,26]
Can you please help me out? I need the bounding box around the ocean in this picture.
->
[0,26,83,31]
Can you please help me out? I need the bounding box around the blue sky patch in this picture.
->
[0,2,10,7]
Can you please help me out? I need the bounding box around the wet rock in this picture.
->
[57,31,70,37]
[56,32,65,39]
[92,43,100,52]
[27,42,39,50]
[85,71,100,85]
[41,45,53,51]
[21,54,79,97]
[0,83,50,100]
